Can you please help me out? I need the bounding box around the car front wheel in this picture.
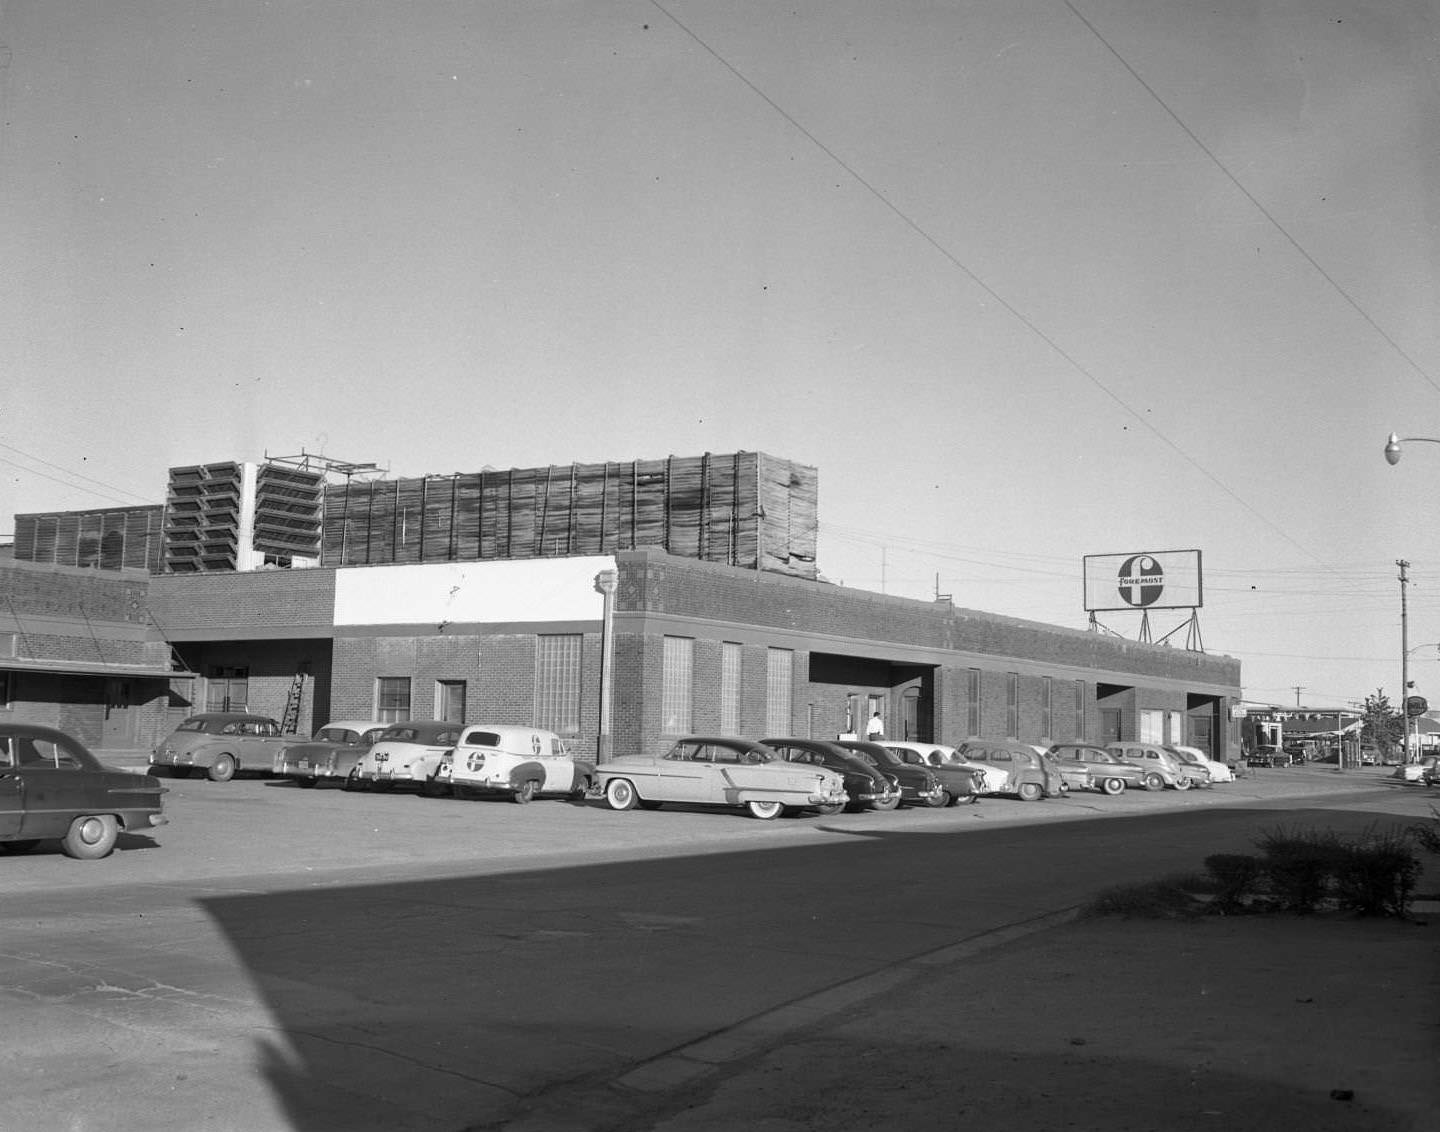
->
[869,794,901,812]
[814,801,846,816]
[207,755,236,783]
[61,814,119,860]
[746,799,784,820]
[513,779,540,804]
[926,789,952,808]
[605,778,639,811]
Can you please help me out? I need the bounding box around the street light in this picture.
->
[1384,432,1440,465]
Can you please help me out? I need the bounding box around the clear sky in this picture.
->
[3,1,1437,710]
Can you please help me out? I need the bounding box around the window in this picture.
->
[205,667,249,712]
[1006,673,1019,738]
[766,648,793,736]
[376,677,412,723]
[966,669,981,737]
[720,642,742,734]
[1168,710,1184,745]
[661,637,693,734]
[536,635,582,733]
[1139,709,1164,743]
[435,680,467,723]
[1075,680,1086,741]
[0,631,17,658]
[1042,677,1053,740]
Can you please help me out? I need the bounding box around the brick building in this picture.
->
[138,548,1241,760]
[3,450,1243,759]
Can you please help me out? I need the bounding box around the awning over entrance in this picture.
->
[1,658,195,680]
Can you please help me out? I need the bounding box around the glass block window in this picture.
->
[376,676,412,723]
[536,634,582,734]
[720,642,743,735]
[967,669,981,737]
[765,648,793,736]
[1006,673,1019,738]
[661,636,694,734]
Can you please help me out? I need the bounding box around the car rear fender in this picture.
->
[507,760,546,788]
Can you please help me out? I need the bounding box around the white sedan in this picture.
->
[1171,745,1235,783]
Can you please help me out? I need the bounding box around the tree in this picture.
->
[1362,689,1403,757]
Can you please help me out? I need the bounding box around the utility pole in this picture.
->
[1292,686,1305,707]
[1399,559,1412,763]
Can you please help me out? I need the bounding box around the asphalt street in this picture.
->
[1,765,1432,1132]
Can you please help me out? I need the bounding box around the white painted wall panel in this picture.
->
[334,557,615,625]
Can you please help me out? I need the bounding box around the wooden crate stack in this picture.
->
[321,452,818,578]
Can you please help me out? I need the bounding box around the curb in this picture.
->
[493,905,1082,1132]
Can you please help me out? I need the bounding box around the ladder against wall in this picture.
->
[282,672,306,734]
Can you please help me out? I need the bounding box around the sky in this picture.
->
[2,1,1437,710]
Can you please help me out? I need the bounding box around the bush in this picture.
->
[1203,853,1264,914]
[1255,826,1346,913]
[1331,829,1420,917]
[1085,876,1203,919]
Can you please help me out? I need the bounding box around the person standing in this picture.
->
[865,711,884,741]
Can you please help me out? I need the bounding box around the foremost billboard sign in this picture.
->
[1084,550,1203,612]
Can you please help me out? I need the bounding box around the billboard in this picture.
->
[1083,550,1203,612]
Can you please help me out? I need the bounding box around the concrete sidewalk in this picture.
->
[499,907,1440,1132]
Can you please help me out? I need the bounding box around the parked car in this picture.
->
[349,721,463,790]
[1247,745,1290,768]
[1423,759,1440,787]
[1106,742,1200,790]
[1359,745,1380,766]
[430,724,593,803]
[1163,746,1215,788]
[954,739,1065,801]
[1,723,168,859]
[1045,743,1148,795]
[593,736,848,820]
[880,741,988,804]
[1392,755,1440,784]
[150,712,287,782]
[832,740,948,807]
[1169,744,1233,783]
[274,721,388,788]
[762,737,902,813]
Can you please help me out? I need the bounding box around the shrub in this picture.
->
[1255,826,1346,913]
[1085,876,1203,919]
[1203,853,1264,914]
[1332,827,1421,917]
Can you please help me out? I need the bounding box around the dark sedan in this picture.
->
[832,740,947,807]
[761,737,902,812]
[1,723,168,859]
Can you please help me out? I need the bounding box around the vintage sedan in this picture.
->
[881,741,988,804]
[761,736,902,813]
[430,724,594,803]
[1045,743,1149,795]
[1169,745,1232,784]
[348,721,462,790]
[953,739,1065,801]
[150,712,288,782]
[832,740,948,807]
[275,721,388,788]
[594,736,848,820]
[1106,742,1200,790]
[1,723,168,859]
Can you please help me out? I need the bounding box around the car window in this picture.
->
[221,722,242,735]
[464,730,502,747]
[177,719,211,733]
[7,736,83,769]
[360,728,387,745]
[382,727,418,742]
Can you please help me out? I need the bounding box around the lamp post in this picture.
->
[1383,433,1440,765]
[1384,433,1440,465]
[593,569,618,764]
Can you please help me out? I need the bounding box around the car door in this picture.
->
[237,719,286,770]
[0,739,24,838]
[8,736,96,839]
[658,741,712,802]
